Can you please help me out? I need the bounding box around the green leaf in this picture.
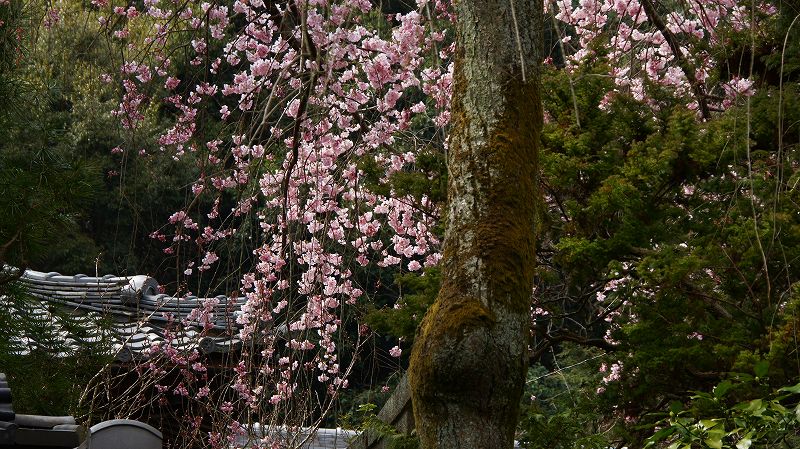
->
[702,426,726,449]
[699,419,720,430]
[778,383,800,394]
[740,398,765,416]
[768,401,787,414]
[357,403,377,413]
[691,390,714,401]
[736,431,754,449]
[754,360,769,378]
[714,380,734,398]
[704,436,723,449]
[650,426,677,441]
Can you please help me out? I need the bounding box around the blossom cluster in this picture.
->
[552,0,776,112]
[99,0,453,441]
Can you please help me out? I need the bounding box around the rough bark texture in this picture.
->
[407,0,542,447]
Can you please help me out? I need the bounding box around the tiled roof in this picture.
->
[3,269,248,362]
[4,272,360,449]
[17,270,244,328]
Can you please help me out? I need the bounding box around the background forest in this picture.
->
[1,0,800,447]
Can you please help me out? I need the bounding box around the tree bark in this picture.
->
[407,0,542,447]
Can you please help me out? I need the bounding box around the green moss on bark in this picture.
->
[409,41,541,448]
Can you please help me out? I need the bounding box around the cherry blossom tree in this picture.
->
[82,0,784,445]
[86,0,452,445]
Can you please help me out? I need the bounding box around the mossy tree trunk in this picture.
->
[407,0,542,447]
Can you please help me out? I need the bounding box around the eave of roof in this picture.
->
[3,268,250,362]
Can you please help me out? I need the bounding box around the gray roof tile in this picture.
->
[4,268,249,362]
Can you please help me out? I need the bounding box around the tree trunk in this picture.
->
[407,0,542,447]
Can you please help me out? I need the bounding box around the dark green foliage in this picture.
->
[0,284,113,415]
[0,3,245,291]
[387,434,421,449]
[646,370,800,449]
[339,398,420,449]
[366,268,440,343]
[519,410,609,449]
[357,146,447,210]
[0,146,99,272]
[518,345,610,449]
[0,9,102,276]
[531,42,800,444]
